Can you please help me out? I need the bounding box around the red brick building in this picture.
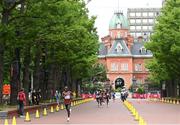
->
[98,12,152,89]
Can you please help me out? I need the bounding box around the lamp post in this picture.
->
[132,78,137,92]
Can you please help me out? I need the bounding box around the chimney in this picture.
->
[126,35,134,50]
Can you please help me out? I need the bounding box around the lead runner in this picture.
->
[62,86,73,122]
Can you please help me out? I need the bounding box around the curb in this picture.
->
[0,98,89,119]
[149,98,180,105]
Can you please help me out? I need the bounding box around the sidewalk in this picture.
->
[0,98,82,119]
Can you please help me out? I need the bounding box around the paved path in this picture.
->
[1,99,180,124]
[1,99,137,124]
[129,99,180,124]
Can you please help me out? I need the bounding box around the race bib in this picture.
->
[65,95,70,99]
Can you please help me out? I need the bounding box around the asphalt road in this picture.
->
[1,99,180,124]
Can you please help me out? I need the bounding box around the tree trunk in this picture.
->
[0,45,4,103]
[33,46,41,90]
[10,48,21,105]
[46,64,54,99]
[22,47,31,99]
[172,79,175,97]
[0,4,10,103]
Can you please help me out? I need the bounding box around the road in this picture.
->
[129,99,180,124]
[1,99,180,124]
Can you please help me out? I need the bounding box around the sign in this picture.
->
[3,84,11,95]
[115,78,124,89]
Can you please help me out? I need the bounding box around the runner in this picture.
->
[95,90,100,107]
[121,86,128,102]
[99,90,104,106]
[105,90,110,107]
[112,92,115,102]
[62,86,73,122]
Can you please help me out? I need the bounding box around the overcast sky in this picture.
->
[86,0,163,40]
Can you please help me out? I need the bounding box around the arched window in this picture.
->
[117,23,122,29]
[115,42,123,53]
[139,46,147,54]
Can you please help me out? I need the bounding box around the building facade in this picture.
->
[98,12,152,89]
[127,8,161,41]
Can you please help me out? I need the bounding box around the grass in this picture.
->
[0,104,16,111]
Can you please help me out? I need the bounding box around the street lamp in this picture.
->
[132,77,137,92]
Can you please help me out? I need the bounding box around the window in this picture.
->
[130,33,135,37]
[142,12,147,17]
[115,42,123,52]
[136,19,141,23]
[117,32,121,38]
[136,13,141,17]
[111,63,118,71]
[143,26,148,30]
[149,12,154,16]
[130,26,135,30]
[142,19,148,23]
[110,32,113,37]
[117,23,122,29]
[121,63,128,71]
[139,46,147,53]
[124,32,127,37]
[136,33,142,37]
[136,26,141,30]
[130,19,135,23]
[130,13,135,16]
[148,26,153,30]
[135,64,142,71]
[149,19,154,23]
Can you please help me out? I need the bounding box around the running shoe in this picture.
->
[67,117,70,122]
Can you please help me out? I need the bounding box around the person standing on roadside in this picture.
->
[28,89,33,106]
[55,90,60,105]
[62,86,73,122]
[17,88,26,117]
[36,89,41,105]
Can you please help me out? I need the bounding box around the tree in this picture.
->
[145,0,180,82]
[0,0,99,103]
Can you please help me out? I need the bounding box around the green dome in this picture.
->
[109,12,129,29]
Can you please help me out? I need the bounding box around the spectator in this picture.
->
[36,89,41,105]
[17,88,26,117]
[32,90,37,105]
[55,90,60,105]
[28,90,33,106]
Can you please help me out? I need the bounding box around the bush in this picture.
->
[136,87,145,94]
[115,87,121,92]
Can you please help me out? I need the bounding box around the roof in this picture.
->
[98,40,153,58]
[99,43,107,55]
[131,42,152,55]
[109,39,131,55]
[109,12,129,29]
